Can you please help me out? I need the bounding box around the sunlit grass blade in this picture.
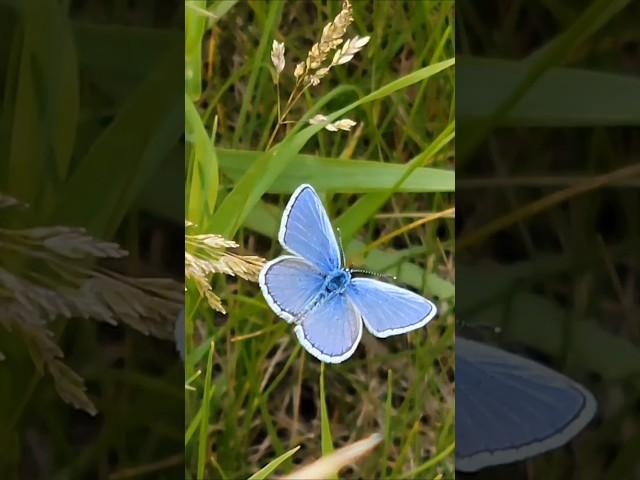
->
[281,433,383,480]
[216,148,454,193]
[247,445,301,480]
[186,94,219,223]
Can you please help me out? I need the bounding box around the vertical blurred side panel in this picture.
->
[0,1,184,478]
[456,0,639,478]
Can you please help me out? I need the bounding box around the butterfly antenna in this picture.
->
[350,268,397,282]
[336,227,346,266]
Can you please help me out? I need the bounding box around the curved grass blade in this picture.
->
[186,94,219,222]
[216,148,454,193]
[281,433,383,480]
[247,446,301,480]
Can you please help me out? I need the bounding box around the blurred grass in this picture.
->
[457,0,640,478]
[0,1,183,478]
[185,1,454,479]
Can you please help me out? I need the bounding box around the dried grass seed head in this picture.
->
[299,0,353,81]
[271,39,285,75]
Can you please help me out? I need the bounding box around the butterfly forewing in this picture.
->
[278,184,341,273]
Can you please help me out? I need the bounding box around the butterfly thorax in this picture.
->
[292,269,351,324]
[323,269,351,294]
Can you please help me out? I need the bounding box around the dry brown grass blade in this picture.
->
[281,433,382,480]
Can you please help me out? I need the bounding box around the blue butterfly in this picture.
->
[456,336,597,472]
[259,184,437,363]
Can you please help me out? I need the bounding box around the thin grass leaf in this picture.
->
[319,363,335,459]
[186,95,219,221]
[241,200,455,299]
[247,445,301,480]
[185,0,209,100]
[197,341,215,479]
[208,1,239,26]
[398,441,454,479]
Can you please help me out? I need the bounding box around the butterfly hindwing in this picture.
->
[259,256,325,323]
[294,293,362,364]
[279,184,341,273]
[347,277,437,338]
[455,337,597,472]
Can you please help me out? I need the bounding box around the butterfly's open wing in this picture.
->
[279,184,341,272]
[456,336,597,472]
[259,256,324,323]
[346,278,436,338]
[295,293,362,364]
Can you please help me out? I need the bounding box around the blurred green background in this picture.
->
[0,1,183,478]
[457,0,640,478]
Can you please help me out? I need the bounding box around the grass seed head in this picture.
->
[271,39,285,76]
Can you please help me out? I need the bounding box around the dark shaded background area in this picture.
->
[0,1,183,478]
[457,0,639,479]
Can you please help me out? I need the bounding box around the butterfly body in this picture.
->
[323,269,351,294]
[259,184,437,363]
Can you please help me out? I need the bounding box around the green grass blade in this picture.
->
[458,57,640,127]
[319,363,335,457]
[247,446,301,480]
[216,148,454,193]
[197,341,215,480]
[185,1,208,100]
[398,442,454,479]
[208,1,239,25]
[186,94,219,222]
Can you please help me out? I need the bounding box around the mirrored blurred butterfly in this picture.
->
[259,184,437,363]
[456,336,597,472]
